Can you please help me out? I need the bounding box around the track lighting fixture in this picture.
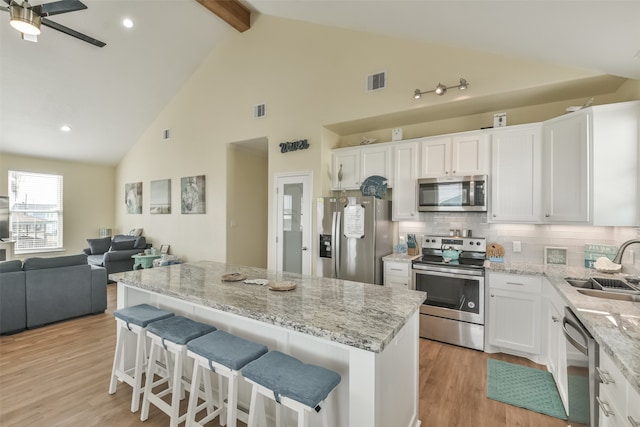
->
[414,78,469,99]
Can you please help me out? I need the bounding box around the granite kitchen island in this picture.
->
[111,261,426,427]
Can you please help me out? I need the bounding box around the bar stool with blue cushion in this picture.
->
[140,316,216,427]
[186,330,269,427]
[241,351,341,427]
[109,303,174,412]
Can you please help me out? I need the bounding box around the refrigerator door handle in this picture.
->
[334,211,341,278]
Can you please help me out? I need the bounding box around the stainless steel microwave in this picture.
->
[417,175,487,212]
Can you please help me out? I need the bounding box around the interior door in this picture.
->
[275,173,312,275]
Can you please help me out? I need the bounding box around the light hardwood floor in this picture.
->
[0,284,568,427]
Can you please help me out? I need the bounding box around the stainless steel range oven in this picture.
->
[412,235,486,351]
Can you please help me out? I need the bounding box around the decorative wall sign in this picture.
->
[181,175,206,214]
[125,182,142,214]
[279,139,309,153]
[150,179,171,214]
[544,246,568,265]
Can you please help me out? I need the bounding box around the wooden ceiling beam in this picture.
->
[196,0,251,33]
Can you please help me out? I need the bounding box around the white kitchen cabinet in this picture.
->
[544,280,568,411]
[332,145,392,190]
[627,385,640,427]
[383,259,412,290]
[541,101,640,226]
[420,132,489,178]
[486,272,542,356]
[598,349,640,427]
[542,111,590,223]
[488,124,542,223]
[332,149,360,189]
[392,140,420,221]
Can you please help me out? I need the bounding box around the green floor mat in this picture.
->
[487,359,568,420]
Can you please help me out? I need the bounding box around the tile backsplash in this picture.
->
[398,212,640,270]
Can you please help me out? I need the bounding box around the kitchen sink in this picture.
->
[564,277,639,292]
[565,278,592,288]
[591,277,636,291]
[576,288,640,302]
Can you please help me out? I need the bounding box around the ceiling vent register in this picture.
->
[254,103,266,119]
[367,71,386,92]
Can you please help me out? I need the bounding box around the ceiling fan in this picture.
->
[1,0,105,47]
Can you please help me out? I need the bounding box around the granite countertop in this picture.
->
[383,253,421,263]
[111,261,426,354]
[488,262,640,395]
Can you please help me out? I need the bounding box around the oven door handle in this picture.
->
[562,316,588,356]
[412,267,482,281]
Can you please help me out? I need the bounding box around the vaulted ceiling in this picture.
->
[1,0,638,166]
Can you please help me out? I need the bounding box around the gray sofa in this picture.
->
[83,234,147,276]
[0,254,107,334]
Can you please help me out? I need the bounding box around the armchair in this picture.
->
[83,234,147,276]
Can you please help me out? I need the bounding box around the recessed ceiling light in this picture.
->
[122,18,133,28]
[60,125,71,132]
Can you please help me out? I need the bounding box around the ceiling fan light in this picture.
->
[10,5,41,36]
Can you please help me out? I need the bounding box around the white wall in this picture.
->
[114,14,622,265]
[0,153,116,258]
[226,141,268,267]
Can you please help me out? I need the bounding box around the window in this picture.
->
[8,171,63,253]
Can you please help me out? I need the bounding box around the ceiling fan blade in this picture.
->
[2,0,11,5]
[0,5,8,12]
[32,0,87,17]
[41,18,106,47]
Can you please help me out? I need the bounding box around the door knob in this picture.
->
[301,246,308,251]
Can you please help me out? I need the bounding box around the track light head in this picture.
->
[434,83,447,95]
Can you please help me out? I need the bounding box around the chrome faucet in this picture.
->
[612,239,640,264]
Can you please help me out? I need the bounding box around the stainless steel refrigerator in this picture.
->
[317,196,392,285]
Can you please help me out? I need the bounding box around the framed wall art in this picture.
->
[544,246,568,265]
[150,179,171,214]
[125,182,142,214]
[181,175,206,214]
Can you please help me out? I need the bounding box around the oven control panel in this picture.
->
[421,235,486,252]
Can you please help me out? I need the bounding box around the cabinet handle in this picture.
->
[551,316,560,323]
[452,170,456,174]
[545,213,550,218]
[597,367,615,384]
[506,282,524,286]
[596,396,615,417]
[629,416,640,427]
[493,214,497,217]
[390,268,404,272]
[445,171,449,175]
[490,294,495,297]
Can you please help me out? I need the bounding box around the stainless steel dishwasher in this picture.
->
[562,307,599,427]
